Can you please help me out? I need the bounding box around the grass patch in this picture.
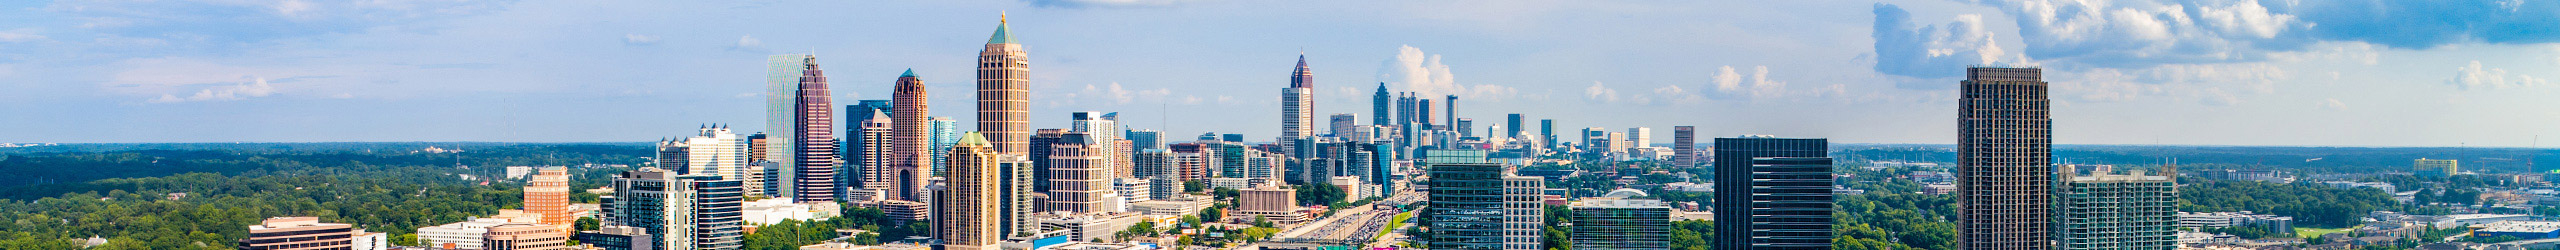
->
[2297,227,2354,238]
[1378,210,1415,239]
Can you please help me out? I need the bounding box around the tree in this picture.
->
[1296,184,1346,207]
[1201,207,1225,223]
[1185,180,1207,193]
[575,217,600,231]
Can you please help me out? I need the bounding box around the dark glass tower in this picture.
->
[1425,150,1502,250]
[1374,83,1392,130]
[1505,114,1522,138]
[1959,67,2053,250]
[1713,137,1831,250]
[791,56,839,202]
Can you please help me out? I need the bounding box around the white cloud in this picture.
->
[1872,4,2013,79]
[624,34,660,45]
[2449,60,2546,90]
[2049,63,2288,105]
[274,0,314,16]
[730,35,765,52]
[1178,95,1203,105]
[149,77,277,103]
[1706,65,1830,100]
[1376,45,1517,101]
[2318,98,2347,111]
[1026,0,1191,8]
[1215,95,1238,105]
[1078,82,1169,104]
[1970,0,2307,66]
[0,29,46,42]
[1582,81,1619,103]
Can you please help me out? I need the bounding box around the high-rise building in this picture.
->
[1070,112,1126,179]
[1134,149,1175,180]
[661,126,750,192]
[790,56,840,203]
[482,223,571,250]
[936,132,1003,250]
[1281,55,1316,159]
[1959,67,2053,250]
[1417,99,1433,129]
[1330,113,1358,138]
[1444,95,1458,131]
[930,117,960,174]
[238,217,360,250]
[764,54,812,194]
[1456,118,1475,138]
[979,15,1032,155]
[525,167,572,233]
[889,69,932,203]
[605,167,744,250]
[996,154,1038,238]
[571,226,653,250]
[2055,165,2178,250]
[1047,132,1123,214]
[1125,130,1162,151]
[1425,149,1504,250]
[852,110,895,192]
[845,100,894,195]
[1671,126,1698,168]
[1505,114,1523,139]
[1626,127,1652,148]
[1570,198,1673,250]
[1714,136,1832,250]
[2416,158,2460,176]
[1373,83,1392,132]
[1031,129,1066,193]
[1502,175,1544,250]
[844,100,893,165]
[1539,119,1555,150]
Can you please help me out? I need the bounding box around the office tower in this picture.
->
[1217,142,1250,178]
[1246,150,1279,180]
[1222,134,1245,143]
[1425,149,1502,250]
[664,126,750,191]
[1456,118,1476,138]
[1417,99,1433,128]
[1502,175,1544,250]
[1373,83,1392,131]
[1070,111,1126,178]
[1444,95,1460,129]
[846,100,895,123]
[1239,186,1301,223]
[1281,55,1316,158]
[936,132,1003,250]
[1570,198,1673,250]
[885,69,933,202]
[605,167,744,250]
[483,223,570,250]
[790,56,840,203]
[996,154,1038,238]
[239,217,359,250]
[1583,128,1611,158]
[1959,67,2053,250]
[1031,129,1066,192]
[1539,119,1555,149]
[930,117,959,174]
[418,210,542,250]
[1330,114,1358,138]
[844,100,894,171]
[979,15,1032,155]
[764,54,812,192]
[1607,132,1628,156]
[1504,114,1523,139]
[1048,132,1123,214]
[1170,143,1214,181]
[852,110,895,191]
[747,133,770,164]
[525,167,572,233]
[1626,127,1652,147]
[1672,126,1698,168]
[1126,130,1162,151]
[1134,149,1175,179]
[2416,158,2460,177]
[2055,165,2178,250]
[1713,136,1833,250]
[572,226,653,250]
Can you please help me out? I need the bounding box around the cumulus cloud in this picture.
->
[729,35,765,52]
[0,29,46,42]
[1079,82,1171,104]
[1872,4,2013,79]
[2049,63,2288,105]
[624,34,659,45]
[48,0,512,43]
[1951,0,2311,66]
[2449,61,2546,90]
[1026,0,1192,8]
[1376,45,1517,101]
[149,77,277,103]
[1707,65,1837,100]
[1582,81,1619,103]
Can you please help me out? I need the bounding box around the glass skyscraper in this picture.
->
[1713,136,1832,250]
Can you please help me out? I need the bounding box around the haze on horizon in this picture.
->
[0,0,2555,147]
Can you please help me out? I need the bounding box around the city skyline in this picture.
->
[3,1,2559,147]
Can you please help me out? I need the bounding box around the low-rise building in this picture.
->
[2178,212,2294,232]
[572,225,654,250]
[239,217,362,250]
[2477,221,2560,239]
[1038,213,1146,242]
[483,223,571,250]
[417,210,545,250]
[1129,198,1212,216]
[744,198,844,225]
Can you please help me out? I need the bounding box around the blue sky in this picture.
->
[0,0,2555,147]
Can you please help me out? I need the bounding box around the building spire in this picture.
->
[1290,55,1312,88]
[988,13,1015,44]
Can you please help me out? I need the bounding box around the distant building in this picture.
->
[417,210,544,250]
[2179,212,2295,232]
[2475,221,2560,240]
[1570,197,1672,250]
[238,217,362,250]
[2417,158,2461,177]
[1039,212,1146,242]
[741,198,842,225]
[604,167,745,250]
[2055,165,2178,250]
[483,223,571,250]
[1239,186,1306,224]
[572,225,654,250]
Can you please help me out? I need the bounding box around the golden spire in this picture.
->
[1001,11,1008,24]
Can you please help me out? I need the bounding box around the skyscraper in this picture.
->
[1456,118,1474,138]
[1502,175,1544,250]
[1125,129,1162,151]
[1373,83,1392,132]
[764,54,811,193]
[1424,149,1505,250]
[1570,198,1673,250]
[1959,67,2052,250]
[1505,114,1523,139]
[791,56,840,203]
[996,154,1038,238]
[2055,165,2178,250]
[1626,127,1651,148]
[930,117,960,174]
[1714,136,1832,250]
[1070,112,1125,178]
[606,167,744,250]
[1444,95,1458,131]
[936,132,1003,250]
[1031,129,1066,192]
[852,110,895,192]
[525,167,572,233]
[1047,132,1122,214]
[668,126,748,191]
[979,15,1032,155]
[1539,119,1555,149]
[1281,55,1316,158]
[890,69,931,202]
[1671,126,1697,168]
[1330,113,1358,138]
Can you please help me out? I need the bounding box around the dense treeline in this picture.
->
[0,145,649,250]
[1833,193,1959,250]
[2178,179,2399,228]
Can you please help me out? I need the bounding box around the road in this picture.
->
[1262,189,1422,249]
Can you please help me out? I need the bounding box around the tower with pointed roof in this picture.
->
[1280,55,1316,184]
[791,56,839,203]
[979,14,1032,155]
[936,132,1003,250]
